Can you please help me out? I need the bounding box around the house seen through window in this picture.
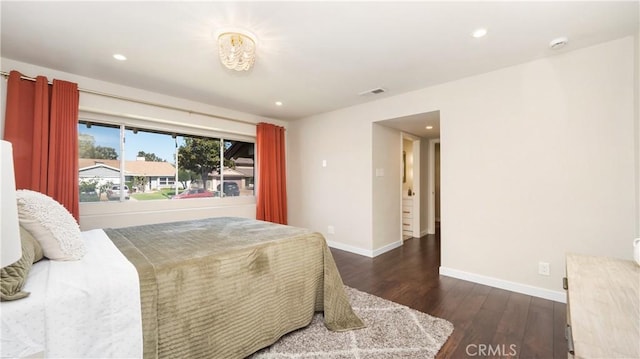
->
[78,121,255,202]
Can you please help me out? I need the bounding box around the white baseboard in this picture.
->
[420,229,429,237]
[326,240,403,258]
[326,241,373,257]
[439,266,566,303]
[372,240,403,257]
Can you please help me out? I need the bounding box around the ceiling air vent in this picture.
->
[358,87,386,96]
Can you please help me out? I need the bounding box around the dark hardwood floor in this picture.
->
[330,230,568,358]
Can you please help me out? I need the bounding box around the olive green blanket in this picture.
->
[105,217,364,359]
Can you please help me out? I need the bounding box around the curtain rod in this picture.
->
[0,71,257,126]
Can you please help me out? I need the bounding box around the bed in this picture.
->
[1,229,143,358]
[1,216,364,358]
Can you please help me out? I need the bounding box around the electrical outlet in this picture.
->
[327,225,335,234]
[538,262,550,276]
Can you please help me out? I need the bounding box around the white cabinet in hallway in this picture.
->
[402,197,413,239]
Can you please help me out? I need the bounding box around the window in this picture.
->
[78,123,121,202]
[78,120,255,202]
[158,177,175,186]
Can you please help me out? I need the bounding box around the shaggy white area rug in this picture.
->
[250,286,454,358]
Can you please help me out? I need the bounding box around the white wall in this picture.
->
[1,58,285,230]
[636,30,640,237]
[80,196,257,230]
[372,124,402,252]
[287,36,638,298]
[287,105,374,253]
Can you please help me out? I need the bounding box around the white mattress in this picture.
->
[0,229,143,358]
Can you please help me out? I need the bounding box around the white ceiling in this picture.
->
[1,1,638,128]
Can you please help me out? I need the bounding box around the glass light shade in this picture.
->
[1,140,21,267]
[218,31,256,71]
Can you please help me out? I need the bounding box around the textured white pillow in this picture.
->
[16,190,85,260]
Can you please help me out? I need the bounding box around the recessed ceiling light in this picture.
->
[549,37,569,50]
[113,54,127,61]
[275,101,283,106]
[472,28,487,38]
[425,126,434,130]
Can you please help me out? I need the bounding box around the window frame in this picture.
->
[78,112,256,206]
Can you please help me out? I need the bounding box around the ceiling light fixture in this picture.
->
[216,29,257,71]
[275,101,283,106]
[472,28,488,38]
[113,54,127,61]
[426,126,433,130]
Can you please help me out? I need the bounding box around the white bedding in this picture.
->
[0,229,143,358]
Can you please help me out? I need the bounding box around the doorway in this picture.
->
[428,139,441,234]
[374,110,440,246]
[401,134,420,240]
[435,142,441,227]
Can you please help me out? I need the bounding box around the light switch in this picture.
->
[375,168,384,177]
[322,160,327,168]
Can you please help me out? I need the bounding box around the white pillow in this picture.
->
[16,190,85,260]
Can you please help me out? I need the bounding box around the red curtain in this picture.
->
[3,71,80,222]
[256,122,287,224]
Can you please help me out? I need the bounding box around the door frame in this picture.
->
[427,138,440,234]
[401,133,421,239]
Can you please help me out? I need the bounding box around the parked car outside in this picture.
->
[216,182,240,197]
[107,185,130,200]
[172,188,214,199]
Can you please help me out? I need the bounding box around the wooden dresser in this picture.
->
[565,254,640,358]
